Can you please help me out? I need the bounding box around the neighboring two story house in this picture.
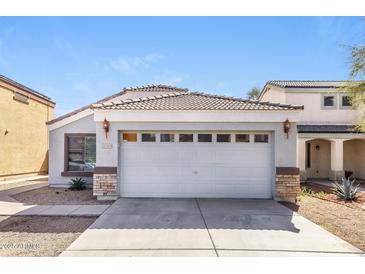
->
[259,80,365,182]
[0,75,55,181]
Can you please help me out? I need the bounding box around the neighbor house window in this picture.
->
[122,133,137,142]
[217,134,231,143]
[179,134,193,142]
[160,133,175,142]
[324,96,334,106]
[13,92,29,104]
[254,134,269,143]
[198,134,212,142]
[322,94,337,109]
[235,134,250,143]
[141,133,156,142]
[341,95,352,107]
[66,135,96,172]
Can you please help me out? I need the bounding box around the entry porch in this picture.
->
[298,130,365,182]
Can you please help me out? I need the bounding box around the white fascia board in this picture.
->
[94,109,301,123]
[48,108,94,131]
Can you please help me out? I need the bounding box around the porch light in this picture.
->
[103,118,110,138]
[283,119,290,139]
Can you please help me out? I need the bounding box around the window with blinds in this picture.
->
[66,135,96,171]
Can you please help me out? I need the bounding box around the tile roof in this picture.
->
[0,74,55,103]
[297,124,362,134]
[47,84,188,125]
[266,80,361,89]
[92,91,303,111]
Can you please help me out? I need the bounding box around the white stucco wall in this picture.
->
[285,91,361,124]
[306,139,331,179]
[344,139,365,179]
[94,109,300,168]
[48,115,96,187]
[261,86,361,124]
[260,87,286,104]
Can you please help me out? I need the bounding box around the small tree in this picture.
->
[247,87,261,100]
[344,43,365,131]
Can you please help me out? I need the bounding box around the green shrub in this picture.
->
[333,177,359,200]
[300,186,326,198]
[300,186,313,196]
[69,177,87,191]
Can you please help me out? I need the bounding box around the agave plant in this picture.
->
[69,177,87,191]
[333,177,359,200]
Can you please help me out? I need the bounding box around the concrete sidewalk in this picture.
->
[0,200,110,216]
[0,180,110,217]
[0,199,110,216]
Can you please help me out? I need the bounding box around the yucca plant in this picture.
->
[333,177,359,200]
[69,177,87,191]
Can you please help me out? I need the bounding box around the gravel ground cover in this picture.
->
[11,187,112,205]
[282,186,365,252]
[0,216,96,256]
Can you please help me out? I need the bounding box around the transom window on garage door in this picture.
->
[121,132,269,143]
[254,134,269,143]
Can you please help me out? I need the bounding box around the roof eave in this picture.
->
[0,75,55,105]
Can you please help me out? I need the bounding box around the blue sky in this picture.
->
[0,17,364,116]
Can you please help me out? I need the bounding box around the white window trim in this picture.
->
[216,133,232,143]
[235,133,251,143]
[321,94,337,110]
[160,133,176,143]
[178,133,195,143]
[197,133,213,143]
[254,133,270,143]
[339,94,354,109]
[141,132,157,142]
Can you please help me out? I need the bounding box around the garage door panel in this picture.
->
[214,167,271,179]
[119,131,272,198]
[124,183,183,194]
[123,166,183,177]
[179,166,215,178]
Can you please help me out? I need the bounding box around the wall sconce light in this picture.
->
[283,118,290,139]
[103,118,110,138]
[315,145,320,151]
[4,129,9,135]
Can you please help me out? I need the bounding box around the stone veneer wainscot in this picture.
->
[93,167,118,200]
[275,167,300,203]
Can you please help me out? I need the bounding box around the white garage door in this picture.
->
[119,132,273,198]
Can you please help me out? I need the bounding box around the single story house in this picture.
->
[47,85,303,202]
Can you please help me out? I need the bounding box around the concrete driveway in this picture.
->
[61,198,363,256]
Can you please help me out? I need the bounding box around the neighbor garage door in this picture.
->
[119,132,273,198]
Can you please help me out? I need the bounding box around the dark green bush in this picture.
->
[69,177,87,191]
